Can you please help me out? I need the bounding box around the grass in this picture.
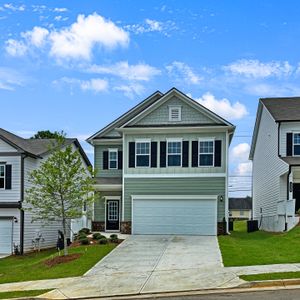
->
[0,244,116,284]
[240,272,300,281]
[0,289,52,299]
[218,221,300,267]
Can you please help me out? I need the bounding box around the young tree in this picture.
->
[31,130,65,139]
[25,137,95,256]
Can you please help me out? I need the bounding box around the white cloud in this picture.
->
[195,92,248,120]
[88,61,161,81]
[0,67,26,90]
[224,59,293,78]
[235,162,252,176]
[114,83,144,98]
[3,3,25,11]
[245,83,300,97]
[5,13,129,60]
[166,61,202,84]
[53,7,68,12]
[5,39,27,56]
[231,143,251,162]
[49,13,129,60]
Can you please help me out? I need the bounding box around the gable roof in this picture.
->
[229,197,252,210]
[249,97,300,160]
[86,90,163,142]
[0,128,91,166]
[121,87,234,128]
[260,97,300,122]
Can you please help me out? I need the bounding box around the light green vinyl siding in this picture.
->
[124,132,226,174]
[94,191,122,221]
[133,96,216,126]
[94,145,123,177]
[124,177,225,221]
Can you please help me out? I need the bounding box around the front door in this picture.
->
[293,183,300,214]
[106,200,120,231]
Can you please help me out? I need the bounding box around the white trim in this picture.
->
[169,105,182,122]
[131,194,218,200]
[104,196,121,232]
[124,173,226,178]
[108,148,118,170]
[135,140,151,168]
[91,139,123,145]
[199,139,214,167]
[0,164,5,190]
[94,184,122,191]
[293,132,300,156]
[167,139,182,167]
[225,131,229,233]
[122,133,125,221]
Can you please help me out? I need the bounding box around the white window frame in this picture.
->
[135,139,151,168]
[0,164,5,190]
[167,138,182,167]
[169,105,182,122]
[108,148,118,170]
[199,139,215,167]
[293,132,300,156]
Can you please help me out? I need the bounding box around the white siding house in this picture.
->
[0,128,92,254]
[250,97,300,232]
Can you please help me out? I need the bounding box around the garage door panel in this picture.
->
[0,219,13,254]
[132,198,217,235]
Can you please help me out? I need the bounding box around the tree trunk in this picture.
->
[62,218,68,256]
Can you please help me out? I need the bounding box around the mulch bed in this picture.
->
[44,253,81,267]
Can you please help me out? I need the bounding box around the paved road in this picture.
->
[144,289,300,300]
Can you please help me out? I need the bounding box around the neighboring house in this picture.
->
[0,128,92,255]
[229,197,252,219]
[250,97,300,232]
[87,88,235,236]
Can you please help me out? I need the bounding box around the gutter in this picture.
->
[19,153,26,254]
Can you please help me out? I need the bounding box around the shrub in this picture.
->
[78,228,91,235]
[80,238,90,245]
[110,234,118,243]
[75,232,87,241]
[92,233,103,240]
[99,237,108,244]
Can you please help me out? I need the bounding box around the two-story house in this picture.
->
[0,128,91,255]
[87,88,235,236]
[250,97,300,232]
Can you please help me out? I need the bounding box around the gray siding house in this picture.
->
[250,97,300,232]
[0,129,91,255]
[87,88,235,235]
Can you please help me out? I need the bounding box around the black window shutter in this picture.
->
[5,164,12,190]
[151,142,157,168]
[182,141,189,167]
[160,141,166,168]
[192,141,198,167]
[214,140,222,167]
[118,151,123,169]
[129,142,135,168]
[103,151,108,170]
[287,133,293,156]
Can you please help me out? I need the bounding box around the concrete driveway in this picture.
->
[44,235,243,299]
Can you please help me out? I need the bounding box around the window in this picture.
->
[169,106,181,121]
[294,133,300,156]
[108,201,118,221]
[167,141,182,166]
[109,149,118,169]
[199,140,214,166]
[0,164,5,189]
[136,142,150,167]
[240,210,244,216]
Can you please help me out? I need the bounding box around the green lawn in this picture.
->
[240,272,300,281]
[0,244,116,284]
[0,289,52,299]
[218,221,300,266]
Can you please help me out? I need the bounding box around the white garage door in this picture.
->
[0,219,13,254]
[132,196,217,235]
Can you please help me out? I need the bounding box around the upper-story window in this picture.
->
[293,133,300,156]
[0,164,5,189]
[108,149,118,169]
[169,106,181,121]
[199,140,214,166]
[167,140,182,166]
[136,141,150,167]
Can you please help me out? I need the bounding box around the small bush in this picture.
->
[76,233,87,241]
[78,228,91,235]
[80,238,90,245]
[92,233,103,240]
[99,237,108,244]
[110,234,118,243]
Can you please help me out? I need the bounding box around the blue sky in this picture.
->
[1,0,300,195]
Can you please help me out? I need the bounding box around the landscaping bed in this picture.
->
[218,221,300,266]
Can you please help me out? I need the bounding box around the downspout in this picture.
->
[278,122,281,157]
[285,165,292,231]
[19,154,26,254]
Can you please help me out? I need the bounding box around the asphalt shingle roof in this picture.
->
[261,97,300,122]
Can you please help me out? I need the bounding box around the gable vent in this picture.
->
[169,106,181,122]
